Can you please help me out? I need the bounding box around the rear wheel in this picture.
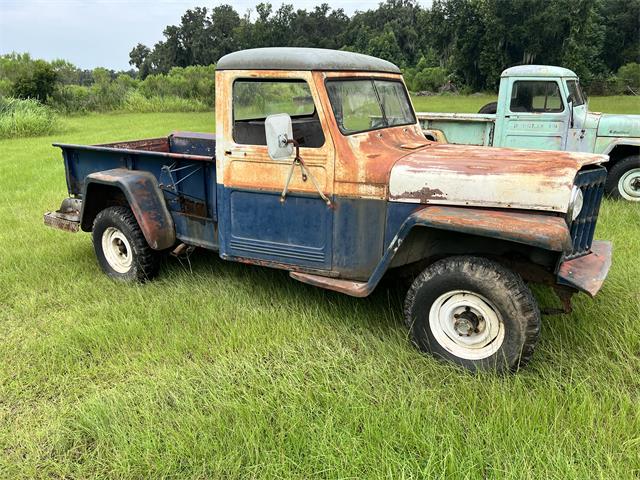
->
[605,155,640,201]
[478,101,497,114]
[404,256,540,372]
[92,206,160,281]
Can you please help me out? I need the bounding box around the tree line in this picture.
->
[129,0,639,93]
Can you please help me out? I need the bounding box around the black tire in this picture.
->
[92,206,160,282]
[478,101,498,114]
[605,155,640,201]
[404,256,540,373]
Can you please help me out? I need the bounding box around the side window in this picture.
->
[566,80,585,106]
[233,80,324,148]
[510,81,564,113]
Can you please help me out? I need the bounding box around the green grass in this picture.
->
[1,105,639,478]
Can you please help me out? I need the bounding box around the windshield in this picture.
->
[566,79,586,107]
[326,78,415,134]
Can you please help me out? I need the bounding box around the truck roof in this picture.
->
[216,47,401,74]
[501,65,577,78]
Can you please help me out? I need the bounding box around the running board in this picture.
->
[289,272,370,297]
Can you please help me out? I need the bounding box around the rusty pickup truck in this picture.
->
[45,48,612,372]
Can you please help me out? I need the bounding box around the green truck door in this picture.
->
[495,79,569,150]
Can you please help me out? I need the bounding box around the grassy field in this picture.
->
[0,101,639,478]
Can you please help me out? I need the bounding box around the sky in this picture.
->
[0,0,429,71]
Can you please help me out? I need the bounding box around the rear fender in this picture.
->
[81,168,175,250]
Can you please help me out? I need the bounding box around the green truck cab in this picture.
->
[418,65,640,201]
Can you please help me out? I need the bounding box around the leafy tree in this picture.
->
[618,62,640,91]
[11,60,57,102]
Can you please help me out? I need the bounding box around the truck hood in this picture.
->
[389,143,607,213]
[596,113,640,138]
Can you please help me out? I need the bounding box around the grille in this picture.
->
[565,166,607,260]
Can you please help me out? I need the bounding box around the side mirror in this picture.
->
[265,113,294,160]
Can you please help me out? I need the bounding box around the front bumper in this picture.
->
[557,240,612,297]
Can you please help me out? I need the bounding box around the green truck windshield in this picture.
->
[566,80,586,107]
[326,78,415,134]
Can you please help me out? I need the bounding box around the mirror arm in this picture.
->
[285,137,301,165]
[280,137,332,207]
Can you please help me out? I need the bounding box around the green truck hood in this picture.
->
[597,113,640,138]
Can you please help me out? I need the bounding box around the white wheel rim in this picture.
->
[429,290,505,360]
[101,227,133,273]
[618,167,640,201]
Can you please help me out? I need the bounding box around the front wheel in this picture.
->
[92,206,160,282]
[605,155,640,201]
[404,256,540,372]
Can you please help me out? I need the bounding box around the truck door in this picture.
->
[495,79,569,150]
[217,74,335,270]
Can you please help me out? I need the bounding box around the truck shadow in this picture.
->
[159,248,409,334]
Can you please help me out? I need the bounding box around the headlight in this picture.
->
[568,186,584,221]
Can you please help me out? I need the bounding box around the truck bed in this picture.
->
[416,111,496,146]
[51,131,219,250]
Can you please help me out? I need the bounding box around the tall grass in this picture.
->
[123,91,209,113]
[0,97,58,138]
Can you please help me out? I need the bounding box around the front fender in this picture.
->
[595,137,640,155]
[291,205,571,297]
[81,168,176,250]
[405,206,571,252]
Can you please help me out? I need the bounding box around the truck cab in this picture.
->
[45,48,613,373]
[419,65,640,200]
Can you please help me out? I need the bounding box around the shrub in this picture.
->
[139,65,215,106]
[123,91,210,113]
[617,62,640,93]
[405,66,449,92]
[0,97,58,138]
[49,82,129,114]
[11,61,57,102]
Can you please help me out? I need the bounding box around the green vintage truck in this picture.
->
[417,65,640,201]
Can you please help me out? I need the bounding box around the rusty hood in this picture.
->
[388,143,608,213]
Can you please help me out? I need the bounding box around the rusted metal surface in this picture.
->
[178,196,208,218]
[43,197,81,232]
[542,286,575,315]
[389,144,608,212]
[44,210,80,232]
[557,240,612,297]
[411,205,572,251]
[289,271,369,297]
[53,142,214,163]
[99,137,171,153]
[216,70,334,197]
[83,169,176,250]
[314,70,426,199]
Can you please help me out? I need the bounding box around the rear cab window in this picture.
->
[232,79,324,148]
[510,80,564,113]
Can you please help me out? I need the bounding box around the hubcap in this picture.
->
[429,290,505,360]
[101,227,133,273]
[618,167,640,201]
